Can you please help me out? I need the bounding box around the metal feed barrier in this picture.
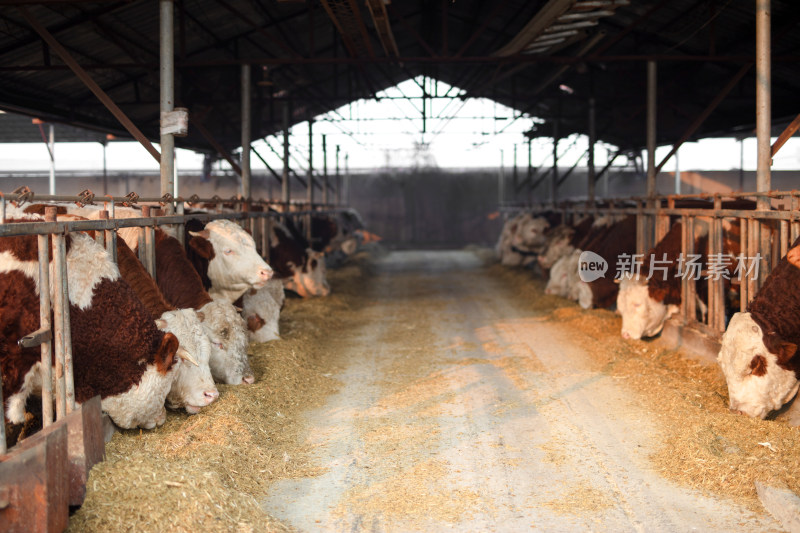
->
[0,187,349,532]
[501,189,800,341]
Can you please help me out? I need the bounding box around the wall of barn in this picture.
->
[2,168,799,248]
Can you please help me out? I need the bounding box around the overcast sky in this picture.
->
[2,78,799,174]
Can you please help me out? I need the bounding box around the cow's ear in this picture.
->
[188,236,215,259]
[189,229,211,240]
[155,332,180,374]
[778,341,798,363]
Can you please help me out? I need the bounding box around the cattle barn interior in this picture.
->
[2,1,800,531]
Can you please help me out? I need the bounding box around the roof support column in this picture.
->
[587,97,596,204]
[307,119,314,208]
[646,60,657,199]
[552,119,559,205]
[322,134,329,205]
[336,145,341,206]
[756,0,772,283]
[645,60,657,253]
[282,103,290,206]
[241,64,251,200]
[160,0,175,212]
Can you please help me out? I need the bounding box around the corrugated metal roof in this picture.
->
[0,0,798,153]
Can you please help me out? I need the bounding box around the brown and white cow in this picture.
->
[717,238,800,419]
[268,219,330,298]
[241,278,285,343]
[186,218,273,303]
[153,229,253,385]
[0,224,189,429]
[571,215,638,310]
[495,213,550,267]
[115,237,218,413]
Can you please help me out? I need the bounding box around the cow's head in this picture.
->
[157,309,218,414]
[616,272,677,340]
[512,215,549,252]
[538,234,574,270]
[718,312,799,419]
[189,219,272,302]
[199,299,253,385]
[284,249,330,298]
[545,253,574,297]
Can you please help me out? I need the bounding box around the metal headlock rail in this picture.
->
[0,187,353,454]
[500,189,800,342]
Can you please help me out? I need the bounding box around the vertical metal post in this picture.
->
[176,200,185,247]
[740,217,748,312]
[306,119,314,242]
[680,215,689,324]
[100,210,114,261]
[527,138,533,205]
[322,134,328,205]
[498,149,505,205]
[282,103,290,207]
[552,119,559,205]
[646,60,657,253]
[141,205,156,279]
[756,0,772,286]
[47,208,68,418]
[102,139,108,195]
[160,0,175,213]
[710,196,724,332]
[335,145,341,206]
[588,97,596,203]
[748,218,760,303]
[38,229,53,427]
[345,153,350,206]
[675,149,681,194]
[48,124,55,195]
[685,215,696,323]
[241,64,251,200]
[512,144,518,199]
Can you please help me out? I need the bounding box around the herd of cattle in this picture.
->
[1,202,370,436]
[496,209,800,421]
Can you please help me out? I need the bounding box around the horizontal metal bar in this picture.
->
[18,326,52,348]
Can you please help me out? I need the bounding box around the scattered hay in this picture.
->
[334,459,487,525]
[488,260,800,511]
[67,256,373,532]
[542,483,616,515]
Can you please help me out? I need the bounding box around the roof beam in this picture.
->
[492,0,574,57]
[16,6,160,162]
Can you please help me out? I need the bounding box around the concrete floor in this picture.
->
[262,250,782,532]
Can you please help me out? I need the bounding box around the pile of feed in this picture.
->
[492,264,800,511]
[68,256,373,532]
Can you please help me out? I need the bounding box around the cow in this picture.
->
[717,237,800,419]
[152,229,253,385]
[115,237,218,413]
[267,218,330,298]
[185,218,273,303]
[616,215,746,340]
[537,216,595,273]
[495,213,550,267]
[241,279,285,343]
[0,222,192,429]
[571,215,638,310]
[543,216,623,306]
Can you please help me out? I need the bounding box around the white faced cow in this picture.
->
[718,241,800,419]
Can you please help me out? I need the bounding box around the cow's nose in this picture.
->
[622,331,631,339]
[258,267,273,281]
[204,389,219,403]
[729,408,746,416]
[242,374,255,384]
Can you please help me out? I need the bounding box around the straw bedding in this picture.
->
[67,257,373,532]
[491,263,800,511]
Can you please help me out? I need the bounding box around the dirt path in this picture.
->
[262,250,782,532]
